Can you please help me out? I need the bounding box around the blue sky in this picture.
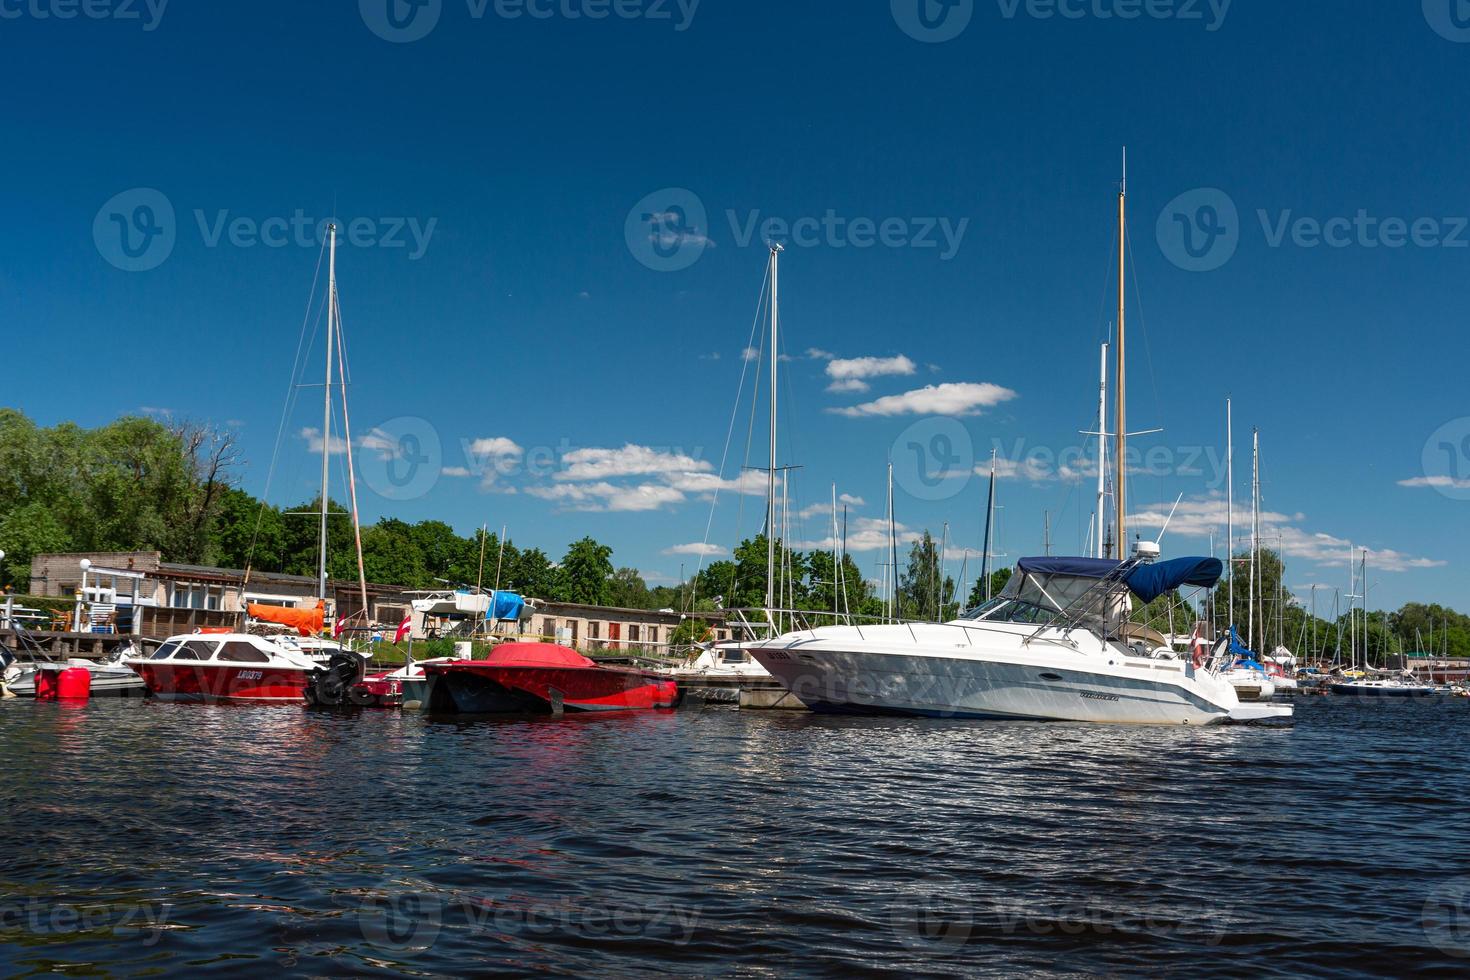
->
[4,1,1469,611]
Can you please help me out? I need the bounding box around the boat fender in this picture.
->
[347,685,376,707]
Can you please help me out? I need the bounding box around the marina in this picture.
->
[7,2,1470,975]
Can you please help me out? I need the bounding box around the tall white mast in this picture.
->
[1096,341,1109,558]
[317,223,337,602]
[1114,148,1128,554]
[981,449,996,601]
[1226,398,1234,631]
[885,462,896,621]
[765,244,782,612]
[1248,428,1259,652]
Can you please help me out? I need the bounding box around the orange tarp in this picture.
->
[247,601,324,636]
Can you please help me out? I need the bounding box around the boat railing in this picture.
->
[725,606,947,645]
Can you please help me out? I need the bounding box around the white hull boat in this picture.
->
[749,555,1292,726]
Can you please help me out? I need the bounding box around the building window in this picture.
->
[543,618,556,638]
[646,626,659,645]
[589,621,601,640]
[629,624,641,642]
[170,583,222,610]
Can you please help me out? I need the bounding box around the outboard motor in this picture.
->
[306,650,367,707]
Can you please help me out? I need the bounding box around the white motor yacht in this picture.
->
[748,550,1292,726]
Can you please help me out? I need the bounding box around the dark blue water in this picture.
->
[3,697,1469,977]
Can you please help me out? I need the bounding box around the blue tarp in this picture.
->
[1014,555,1224,604]
[1124,557,1225,603]
[490,591,525,622]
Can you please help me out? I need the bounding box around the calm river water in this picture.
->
[3,696,1469,977]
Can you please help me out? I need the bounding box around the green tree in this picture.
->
[0,502,71,588]
[560,537,614,605]
[606,567,649,609]
[967,566,1013,608]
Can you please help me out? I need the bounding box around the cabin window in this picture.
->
[217,641,270,664]
[151,640,182,660]
[173,641,217,660]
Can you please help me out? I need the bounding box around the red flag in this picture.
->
[394,614,413,645]
[333,616,346,638]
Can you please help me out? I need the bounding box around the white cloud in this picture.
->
[467,436,524,459]
[441,466,473,478]
[647,216,714,253]
[300,426,348,455]
[983,457,1056,483]
[806,347,837,360]
[741,346,761,362]
[831,382,1018,419]
[525,481,686,513]
[664,469,767,496]
[826,378,870,394]
[558,444,712,482]
[824,354,917,382]
[795,517,920,553]
[663,542,727,557]
[1399,475,1470,490]
[1127,494,1445,573]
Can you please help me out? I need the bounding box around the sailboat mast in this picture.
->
[1226,398,1234,631]
[885,462,896,621]
[982,449,996,601]
[765,244,781,611]
[1114,148,1127,554]
[1096,341,1108,558]
[1249,428,1259,652]
[317,223,337,603]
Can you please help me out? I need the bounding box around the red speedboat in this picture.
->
[126,633,321,703]
[126,633,369,705]
[421,643,678,714]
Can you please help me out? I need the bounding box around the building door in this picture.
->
[609,622,621,650]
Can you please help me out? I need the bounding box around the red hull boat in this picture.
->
[422,643,678,714]
[126,633,368,705]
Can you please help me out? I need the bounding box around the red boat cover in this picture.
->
[483,643,596,669]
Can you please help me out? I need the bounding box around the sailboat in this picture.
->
[747,156,1293,725]
[127,225,373,705]
[1217,427,1277,701]
[1332,551,1435,698]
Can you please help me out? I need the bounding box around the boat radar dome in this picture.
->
[1133,541,1161,561]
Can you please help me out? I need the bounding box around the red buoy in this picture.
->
[56,667,92,701]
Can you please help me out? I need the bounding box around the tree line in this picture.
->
[1,409,1464,660]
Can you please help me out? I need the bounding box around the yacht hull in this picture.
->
[749,624,1289,725]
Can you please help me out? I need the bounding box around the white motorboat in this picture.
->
[749,552,1293,725]
[1330,675,1438,698]
[1219,661,1277,702]
[407,589,492,617]
[669,642,773,683]
[1,637,148,698]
